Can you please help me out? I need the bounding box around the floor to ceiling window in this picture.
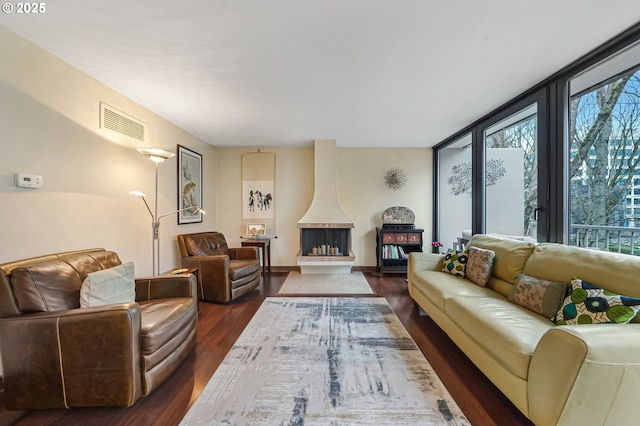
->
[483,102,540,241]
[568,41,640,253]
[432,24,640,254]
[437,133,472,251]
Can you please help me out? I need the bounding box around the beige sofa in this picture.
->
[408,234,640,426]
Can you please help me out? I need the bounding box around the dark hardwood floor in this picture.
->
[1,272,532,426]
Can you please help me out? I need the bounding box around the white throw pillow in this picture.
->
[80,262,135,308]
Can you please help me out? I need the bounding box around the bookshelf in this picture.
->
[376,227,424,274]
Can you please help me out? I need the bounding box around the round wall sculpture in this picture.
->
[384,167,407,190]
[382,206,415,224]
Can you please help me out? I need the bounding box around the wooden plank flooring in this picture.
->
[2,272,532,426]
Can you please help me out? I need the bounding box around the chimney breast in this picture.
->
[297,139,354,227]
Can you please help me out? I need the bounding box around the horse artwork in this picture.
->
[248,189,273,213]
[243,180,275,220]
[242,151,276,236]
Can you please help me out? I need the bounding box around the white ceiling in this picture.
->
[3,1,640,148]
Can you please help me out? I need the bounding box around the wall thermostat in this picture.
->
[15,173,43,189]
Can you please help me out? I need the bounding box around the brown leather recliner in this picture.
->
[177,232,261,303]
[0,248,198,410]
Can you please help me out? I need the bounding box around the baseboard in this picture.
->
[269,266,378,273]
[352,266,377,273]
[269,266,299,273]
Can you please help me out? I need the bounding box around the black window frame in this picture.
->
[433,21,640,244]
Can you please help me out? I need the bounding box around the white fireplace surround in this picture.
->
[297,139,355,274]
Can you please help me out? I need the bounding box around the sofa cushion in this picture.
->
[508,274,566,318]
[182,233,229,256]
[441,248,468,277]
[410,270,499,312]
[523,243,640,299]
[554,279,640,325]
[62,251,123,282]
[467,234,536,284]
[446,296,555,380]
[139,297,198,356]
[10,260,82,312]
[229,259,260,281]
[466,246,495,287]
[80,262,135,308]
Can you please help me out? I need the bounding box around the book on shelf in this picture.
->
[383,244,410,260]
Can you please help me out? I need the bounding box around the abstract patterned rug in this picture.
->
[277,271,374,295]
[180,297,469,425]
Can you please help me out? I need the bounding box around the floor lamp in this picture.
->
[131,147,205,275]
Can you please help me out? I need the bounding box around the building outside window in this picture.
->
[569,44,640,253]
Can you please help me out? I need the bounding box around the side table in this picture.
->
[241,238,271,275]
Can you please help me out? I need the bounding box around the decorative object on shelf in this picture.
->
[384,167,408,190]
[131,147,206,275]
[177,145,204,224]
[432,241,443,254]
[247,223,266,239]
[382,206,415,225]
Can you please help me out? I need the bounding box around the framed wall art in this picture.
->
[241,150,275,236]
[177,145,203,224]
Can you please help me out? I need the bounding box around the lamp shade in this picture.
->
[137,147,174,163]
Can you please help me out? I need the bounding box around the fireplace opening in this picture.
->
[300,228,350,257]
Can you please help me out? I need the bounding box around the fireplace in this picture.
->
[300,227,351,257]
[296,139,355,274]
[296,224,355,274]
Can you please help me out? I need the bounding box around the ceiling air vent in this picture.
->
[100,102,145,142]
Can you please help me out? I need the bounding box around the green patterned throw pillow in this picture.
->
[441,248,468,277]
[554,278,640,325]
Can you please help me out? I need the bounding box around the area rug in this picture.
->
[277,271,374,295]
[180,297,469,425]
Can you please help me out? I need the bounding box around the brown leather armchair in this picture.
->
[0,248,198,410]
[177,232,261,303]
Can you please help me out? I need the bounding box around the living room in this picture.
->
[2,2,640,425]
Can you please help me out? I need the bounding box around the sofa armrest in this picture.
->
[529,325,640,426]
[0,304,142,409]
[408,252,443,274]
[135,273,197,301]
[229,247,259,260]
[180,255,230,295]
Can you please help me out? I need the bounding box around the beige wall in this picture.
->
[216,147,433,266]
[215,147,315,265]
[0,26,217,275]
[339,148,433,266]
[1,25,434,270]
[0,24,433,383]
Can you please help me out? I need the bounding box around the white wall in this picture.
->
[215,147,433,267]
[0,26,216,275]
